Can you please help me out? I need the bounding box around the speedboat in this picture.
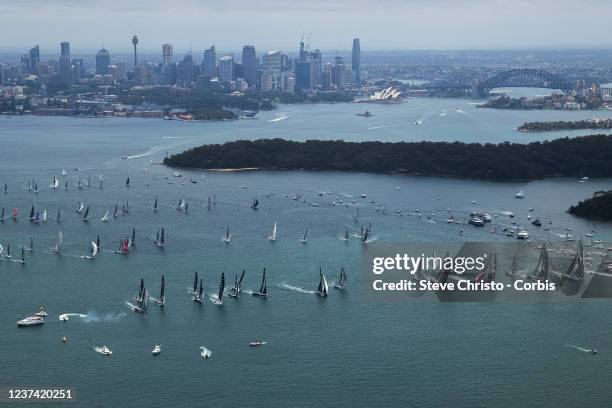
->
[515,190,525,199]
[517,230,529,240]
[34,308,48,317]
[99,345,112,356]
[200,347,212,358]
[249,341,267,347]
[532,219,542,227]
[152,345,162,355]
[469,217,485,227]
[17,316,44,327]
[589,349,598,355]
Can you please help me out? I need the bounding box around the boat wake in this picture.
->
[279,283,316,295]
[162,136,192,139]
[123,151,154,160]
[268,113,288,122]
[82,311,126,323]
[566,344,595,353]
[368,126,383,130]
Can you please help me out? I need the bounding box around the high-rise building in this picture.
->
[295,60,312,91]
[262,50,281,90]
[311,49,321,87]
[332,56,347,89]
[29,45,40,74]
[132,35,139,68]
[177,53,194,86]
[242,45,257,88]
[162,43,173,65]
[218,55,233,82]
[96,48,111,75]
[351,38,361,86]
[58,41,72,85]
[203,45,216,77]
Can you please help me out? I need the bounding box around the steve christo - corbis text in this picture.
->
[371,254,556,292]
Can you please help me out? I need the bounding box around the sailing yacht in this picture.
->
[333,267,348,290]
[3,243,11,259]
[252,268,268,297]
[529,244,549,281]
[222,225,231,243]
[190,272,199,295]
[24,237,34,252]
[268,222,277,241]
[51,231,63,254]
[41,210,47,222]
[210,273,225,305]
[193,279,204,303]
[154,228,165,248]
[129,228,136,247]
[150,275,165,306]
[315,268,329,297]
[339,226,349,242]
[100,210,110,222]
[56,208,61,223]
[113,204,118,218]
[14,246,26,264]
[176,199,186,211]
[353,207,359,223]
[125,177,130,187]
[61,169,67,177]
[130,278,148,313]
[50,177,59,189]
[0,208,5,222]
[153,197,158,212]
[114,239,130,254]
[82,206,89,222]
[11,207,18,220]
[80,241,98,260]
[98,174,104,188]
[506,255,518,277]
[301,226,308,243]
[76,202,84,214]
[228,270,246,298]
[251,198,259,209]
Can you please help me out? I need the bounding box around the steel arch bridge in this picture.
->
[473,68,573,98]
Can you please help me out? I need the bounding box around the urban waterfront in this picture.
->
[1,101,612,407]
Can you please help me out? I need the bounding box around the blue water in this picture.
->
[1,102,611,407]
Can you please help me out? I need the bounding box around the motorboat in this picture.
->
[200,347,212,358]
[532,219,542,227]
[34,308,48,317]
[17,315,44,327]
[356,110,373,117]
[249,341,267,347]
[99,345,112,356]
[469,217,485,227]
[515,190,525,199]
[152,345,162,355]
[517,230,529,240]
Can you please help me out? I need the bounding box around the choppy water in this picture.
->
[1,101,611,407]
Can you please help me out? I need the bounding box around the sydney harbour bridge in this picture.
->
[425,68,574,98]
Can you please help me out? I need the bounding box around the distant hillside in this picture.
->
[163,135,612,181]
[568,191,612,221]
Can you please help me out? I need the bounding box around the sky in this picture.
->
[2,0,612,54]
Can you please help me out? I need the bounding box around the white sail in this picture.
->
[100,211,110,222]
[50,177,59,189]
[98,174,104,188]
[52,231,63,253]
[42,210,47,222]
[90,241,98,258]
[268,221,277,241]
[61,169,67,177]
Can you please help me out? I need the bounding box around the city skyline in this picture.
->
[2,0,612,51]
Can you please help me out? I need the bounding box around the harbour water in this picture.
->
[1,99,611,407]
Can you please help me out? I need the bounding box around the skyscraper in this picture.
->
[96,48,111,75]
[29,45,40,74]
[132,35,139,68]
[162,43,173,65]
[203,45,216,77]
[58,41,72,85]
[177,53,194,86]
[351,38,361,86]
[262,50,281,90]
[242,45,257,88]
[218,55,233,82]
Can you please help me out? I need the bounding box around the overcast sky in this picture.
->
[3,0,612,54]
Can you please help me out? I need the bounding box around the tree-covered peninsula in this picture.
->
[518,119,612,132]
[163,135,612,181]
[568,190,612,221]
